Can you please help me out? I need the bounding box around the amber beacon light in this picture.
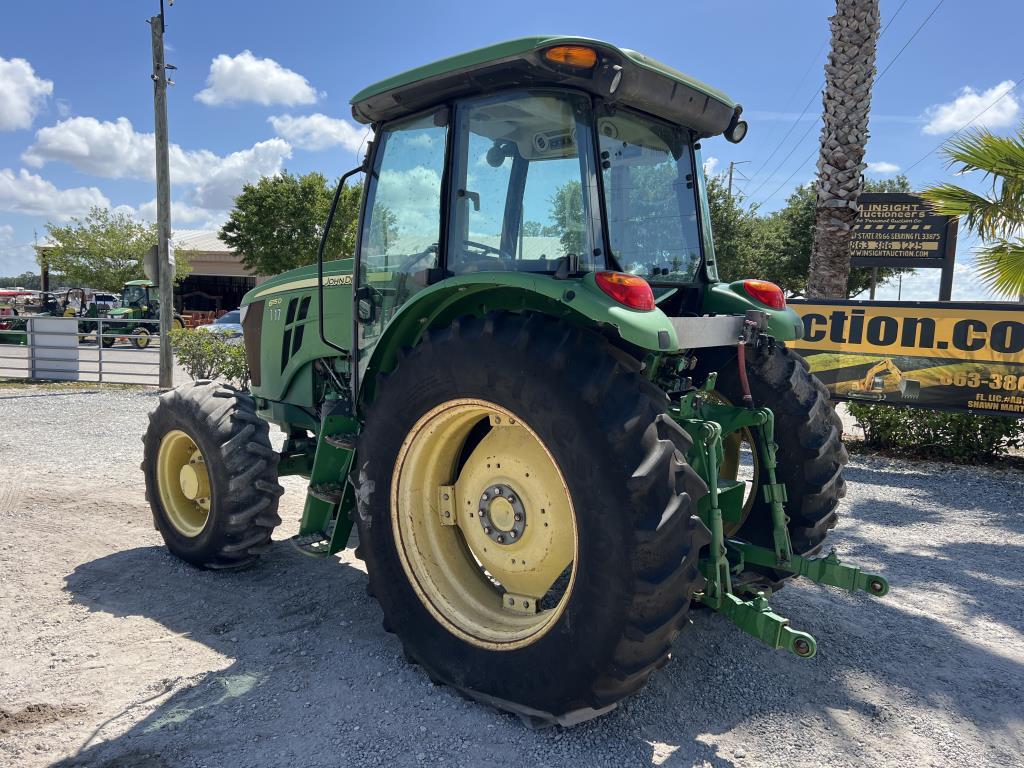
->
[543,45,599,69]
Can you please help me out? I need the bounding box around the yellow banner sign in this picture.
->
[789,300,1024,417]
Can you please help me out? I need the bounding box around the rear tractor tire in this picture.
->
[142,380,283,569]
[701,344,847,588]
[355,313,710,723]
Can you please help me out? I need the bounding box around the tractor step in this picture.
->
[323,433,356,451]
[291,528,334,557]
[308,483,343,505]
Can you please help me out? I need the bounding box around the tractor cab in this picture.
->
[119,280,155,314]
[345,38,759,347]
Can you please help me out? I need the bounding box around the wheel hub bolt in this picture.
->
[477,482,526,546]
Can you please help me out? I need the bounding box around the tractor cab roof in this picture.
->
[350,36,741,139]
[124,279,154,287]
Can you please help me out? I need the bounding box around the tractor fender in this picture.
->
[358,271,679,406]
[701,281,804,341]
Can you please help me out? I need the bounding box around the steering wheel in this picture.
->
[397,243,439,275]
[463,240,510,259]
[458,240,514,273]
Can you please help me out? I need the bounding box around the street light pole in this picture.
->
[150,4,174,389]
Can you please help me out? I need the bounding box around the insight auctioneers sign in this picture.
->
[789,300,1024,417]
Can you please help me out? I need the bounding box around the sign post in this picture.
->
[849,193,958,301]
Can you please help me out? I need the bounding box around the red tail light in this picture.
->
[742,279,786,310]
[595,272,656,311]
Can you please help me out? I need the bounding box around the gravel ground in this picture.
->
[1,385,1022,768]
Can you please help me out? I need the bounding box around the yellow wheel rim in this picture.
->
[391,399,577,650]
[156,429,211,537]
[135,329,150,348]
[709,392,759,536]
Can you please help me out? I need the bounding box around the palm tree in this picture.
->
[920,124,1024,301]
[806,0,880,298]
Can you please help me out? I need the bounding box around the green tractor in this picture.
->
[104,279,183,348]
[142,37,887,725]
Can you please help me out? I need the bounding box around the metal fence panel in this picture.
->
[0,317,162,385]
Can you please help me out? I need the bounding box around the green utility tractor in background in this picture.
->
[105,279,183,348]
[142,37,888,725]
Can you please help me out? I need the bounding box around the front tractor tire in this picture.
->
[133,326,151,349]
[355,313,710,723]
[142,381,283,569]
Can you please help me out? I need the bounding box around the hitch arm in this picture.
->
[714,592,817,658]
[730,541,890,597]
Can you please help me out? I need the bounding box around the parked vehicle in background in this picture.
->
[102,279,183,348]
[196,309,242,342]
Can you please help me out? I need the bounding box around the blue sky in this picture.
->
[1,0,1020,301]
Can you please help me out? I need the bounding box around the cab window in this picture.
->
[446,91,602,275]
[358,111,447,348]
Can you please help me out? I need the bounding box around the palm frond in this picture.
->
[942,125,1024,181]
[974,239,1024,300]
[919,183,1016,240]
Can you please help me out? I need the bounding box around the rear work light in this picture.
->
[543,45,598,70]
[595,272,656,311]
[742,279,786,310]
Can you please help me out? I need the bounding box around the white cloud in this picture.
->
[922,80,1020,135]
[0,168,108,219]
[703,156,720,175]
[136,198,225,228]
[267,113,368,152]
[866,161,900,175]
[196,51,317,107]
[0,224,36,276]
[189,139,291,210]
[22,116,292,210]
[0,57,53,131]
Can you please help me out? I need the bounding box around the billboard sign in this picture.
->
[789,300,1024,417]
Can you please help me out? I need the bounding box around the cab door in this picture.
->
[356,109,448,351]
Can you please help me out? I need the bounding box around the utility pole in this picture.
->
[727,160,750,197]
[150,1,174,389]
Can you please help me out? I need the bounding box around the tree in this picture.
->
[806,0,880,298]
[219,171,362,276]
[0,272,41,290]
[920,124,1024,301]
[547,180,585,256]
[710,175,910,296]
[44,207,190,291]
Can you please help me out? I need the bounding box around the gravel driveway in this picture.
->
[1,385,1022,768]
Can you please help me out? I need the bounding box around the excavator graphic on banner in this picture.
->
[848,358,922,401]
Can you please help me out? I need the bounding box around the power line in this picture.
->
[746,88,822,188]
[751,0,945,208]
[745,0,911,190]
[745,44,827,183]
[747,114,820,202]
[757,145,820,208]
[874,0,945,84]
[903,75,1023,174]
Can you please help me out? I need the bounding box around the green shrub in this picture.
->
[847,402,1024,463]
[169,328,249,389]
